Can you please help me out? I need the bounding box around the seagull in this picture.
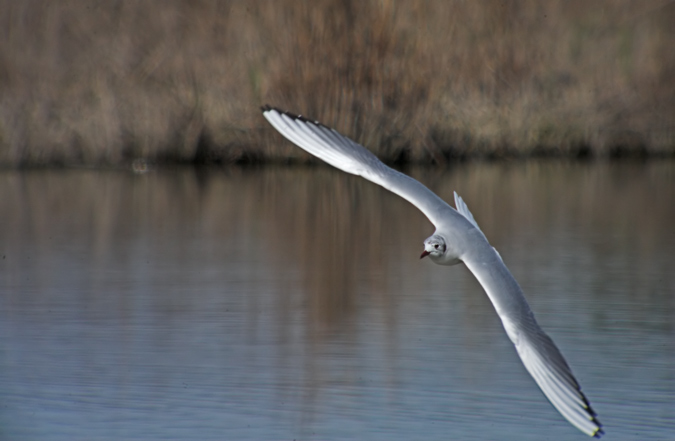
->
[261,105,604,438]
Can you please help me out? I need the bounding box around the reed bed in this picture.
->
[0,0,673,166]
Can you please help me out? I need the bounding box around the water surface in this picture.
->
[1,161,673,440]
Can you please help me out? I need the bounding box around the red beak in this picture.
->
[420,250,430,259]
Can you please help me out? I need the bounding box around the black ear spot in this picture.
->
[442,244,447,252]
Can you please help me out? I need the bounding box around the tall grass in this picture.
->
[0,0,673,166]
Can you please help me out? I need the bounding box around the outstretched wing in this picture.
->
[262,106,462,228]
[463,250,604,438]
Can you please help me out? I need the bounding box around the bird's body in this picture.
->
[261,105,603,438]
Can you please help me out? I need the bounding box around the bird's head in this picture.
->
[420,234,447,259]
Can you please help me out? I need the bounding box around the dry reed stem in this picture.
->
[0,0,673,166]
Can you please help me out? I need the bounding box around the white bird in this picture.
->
[261,105,604,438]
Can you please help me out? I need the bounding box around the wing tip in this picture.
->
[590,414,604,438]
[587,410,604,438]
[261,104,325,128]
[578,386,604,436]
[575,390,604,437]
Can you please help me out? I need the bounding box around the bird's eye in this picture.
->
[434,244,439,249]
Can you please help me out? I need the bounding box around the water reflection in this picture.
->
[0,161,673,440]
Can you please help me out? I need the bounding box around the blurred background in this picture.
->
[1,0,674,166]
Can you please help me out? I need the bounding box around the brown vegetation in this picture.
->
[0,0,673,166]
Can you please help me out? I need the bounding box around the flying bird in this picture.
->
[261,105,604,438]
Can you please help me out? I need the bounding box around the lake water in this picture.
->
[1,161,673,440]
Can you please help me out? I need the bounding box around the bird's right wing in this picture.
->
[463,252,604,438]
[262,106,462,228]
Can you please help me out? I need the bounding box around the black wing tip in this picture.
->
[588,414,604,438]
[578,391,604,437]
[261,105,326,128]
[580,394,598,418]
